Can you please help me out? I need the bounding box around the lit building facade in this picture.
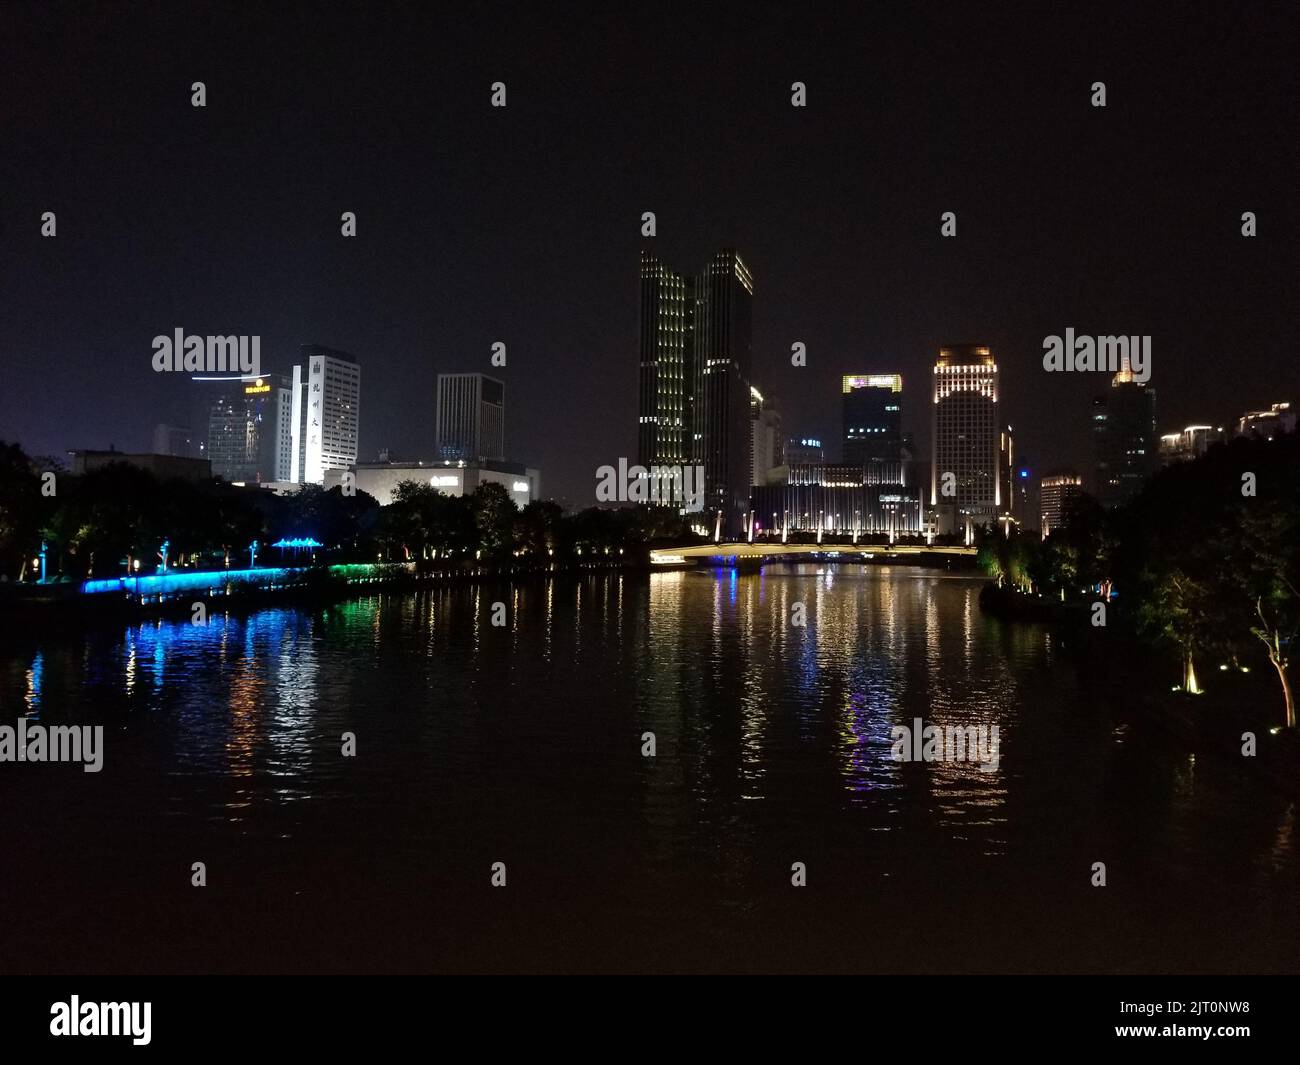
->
[931,344,999,534]
[636,248,754,531]
[292,346,360,485]
[638,251,693,470]
[1001,428,1034,529]
[843,374,903,466]
[785,437,824,467]
[1236,402,1294,440]
[207,374,293,483]
[325,458,539,508]
[435,373,505,464]
[693,250,754,533]
[1039,471,1083,538]
[1159,424,1224,465]
[750,459,922,538]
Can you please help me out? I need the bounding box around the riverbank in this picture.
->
[978,581,1300,795]
[0,555,644,630]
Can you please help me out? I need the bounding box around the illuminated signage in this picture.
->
[512,481,529,492]
[842,374,902,393]
[430,475,459,487]
[244,378,271,394]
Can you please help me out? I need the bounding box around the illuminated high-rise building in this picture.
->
[638,251,693,470]
[931,344,999,534]
[292,346,360,485]
[207,374,293,483]
[842,374,902,466]
[435,373,505,463]
[636,248,754,530]
[1039,470,1083,538]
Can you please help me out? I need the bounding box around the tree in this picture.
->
[1136,566,1215,693]
[276,484,379,557]
[1237,503,1300,728]
[514,499,562,558]
[470,482,517,559]
[0,442,42,579]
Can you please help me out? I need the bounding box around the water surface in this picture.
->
[2,565,1295,972]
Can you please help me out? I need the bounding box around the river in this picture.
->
[1,565,1296,972]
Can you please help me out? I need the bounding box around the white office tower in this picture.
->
[291,345,360,484]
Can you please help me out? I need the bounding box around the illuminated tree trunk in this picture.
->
[1183,650,1201,695]
[1255,599,1297,730]
[1267,653,1296,730]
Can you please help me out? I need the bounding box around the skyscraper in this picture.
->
[435,373,505,463]
[692,249,754,531]
[1000,423,1021,525]
[842,374,902,466]
[292,345,360,485]
[931,344,1000,534]
[207,375,293,483]
[636,248,753,531]
[1091,366,1156,507]
[638,251,693,470]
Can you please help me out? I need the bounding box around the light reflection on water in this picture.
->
[0,564,1297,972]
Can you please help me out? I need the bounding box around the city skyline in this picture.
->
[7,303,1292,521]
[4,6,1298,506]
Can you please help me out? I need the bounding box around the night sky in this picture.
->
[2,1,1297,504]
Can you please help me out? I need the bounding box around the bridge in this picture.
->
[650,542,977,568]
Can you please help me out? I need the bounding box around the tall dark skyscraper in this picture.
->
[436,373,505,463]
[637,248,753,532]
[842,374,903,466]
[1091,366,1157,507]
[694,250,754,530]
